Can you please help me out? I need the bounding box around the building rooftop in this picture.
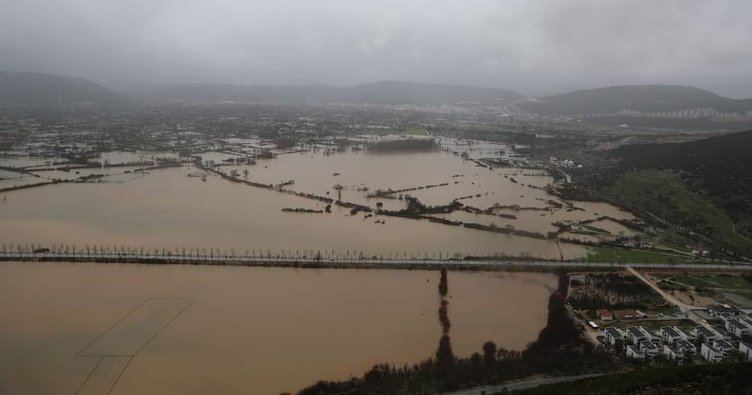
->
[640,339,659,351]
[605,327,623,337]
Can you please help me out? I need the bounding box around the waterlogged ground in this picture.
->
[0,143,639,259]
[0,262,557,395]
[0,165,586,260]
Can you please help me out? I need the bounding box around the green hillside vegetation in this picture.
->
[609,169,751,254]
[610,131,752,255]
[516,363,752,394]
[569,131,752,257]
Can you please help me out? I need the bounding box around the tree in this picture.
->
[482,341,497,367]
[435,334,455,369]
[439,267,448,296]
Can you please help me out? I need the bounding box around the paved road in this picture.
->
[3,251,752,271]
[626,266,701,312]
[626,266,709,325]
[444,373,607,394]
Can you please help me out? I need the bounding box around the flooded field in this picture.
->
[0,143,641,259]
[0,261,557,394]
[0,167,587,260]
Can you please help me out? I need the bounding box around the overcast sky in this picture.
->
[1,0,751,97]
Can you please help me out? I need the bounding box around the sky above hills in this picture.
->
[1,0,751,97]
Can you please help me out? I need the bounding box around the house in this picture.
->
[723,317,752,337]
[597,309,614,321]
[712,339,736,357]
[739,341,752,361]
[692,245,711,257]
[663,344,684,361]
[613,309,639,320]
[660,326,689,345]
[675,339,697,356]
[626,326,651,346]
[700,342,724,363]
[626,344,646,360]
[604,326,624,345]
[639,339,660,358]
[692,325,724,342]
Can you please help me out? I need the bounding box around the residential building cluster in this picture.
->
[602,304,752,364]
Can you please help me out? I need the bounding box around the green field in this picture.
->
[584,247,688,264]
[670,274,751,290]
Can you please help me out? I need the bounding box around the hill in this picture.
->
[133,80,521,104]
[0,71,126,106]
[522,85,752,116]
[603,131,752,255]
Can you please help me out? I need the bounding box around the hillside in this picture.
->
[0,71,126,106]
[134,80,521,104]
[604,131,752,255]
[615,130,752,208]
[522,85,752,116]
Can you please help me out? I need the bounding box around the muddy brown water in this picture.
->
[0,164,589,260]
[0,262,557,395]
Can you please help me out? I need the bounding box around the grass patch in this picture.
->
[670,274,751,290]
[584,247,687,264]
[401,127,429,136]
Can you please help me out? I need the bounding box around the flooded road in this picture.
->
[0,262,557,394]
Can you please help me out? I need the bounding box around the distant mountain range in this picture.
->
[0,71,127,106]
[129,80,522,104]
[522,85,752,115]
[1,71,750,119]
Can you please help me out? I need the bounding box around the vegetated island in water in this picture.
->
[365,138,438,153]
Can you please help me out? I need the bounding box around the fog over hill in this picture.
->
[522,85,752,115]
[2,70,750,121]
[0,71,127,107]
[129,80,522,104]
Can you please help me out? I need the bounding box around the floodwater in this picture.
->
[0,165,587,260]
[0,146,637,259]
[0,261,557,395]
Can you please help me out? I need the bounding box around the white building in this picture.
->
[626,326,652,346]
[723,317,752,337]
[663,344,684,361]
[700,342,724,363]
[740,342,752,361]
[675,339,697,357]
[626,344,646,360]
[604,327,624,345]
[639,339,660,358]
[692,325,724,342]
[660,326,689,345]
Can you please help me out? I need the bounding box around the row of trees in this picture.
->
[0,244,472,261]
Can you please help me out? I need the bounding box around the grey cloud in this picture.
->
[1,0,750,97]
